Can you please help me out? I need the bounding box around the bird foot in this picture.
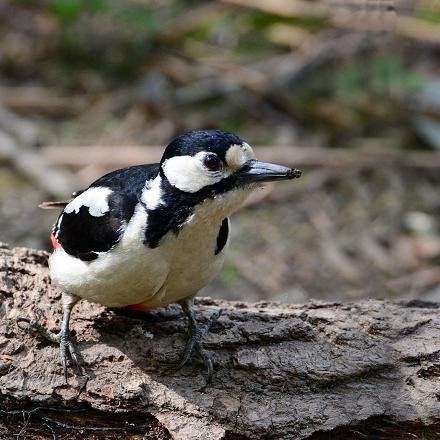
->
[177,309,222,385]
[17,317,84,383]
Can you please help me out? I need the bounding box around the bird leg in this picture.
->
[17,292,83,383]
[177,298,221,384]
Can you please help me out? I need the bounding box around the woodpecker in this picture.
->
[22,130,301,384]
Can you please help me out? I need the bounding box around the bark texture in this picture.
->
[0,244,439,439]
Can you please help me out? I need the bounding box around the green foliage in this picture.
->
[249,10,326,32]
[231,11,326,55]
[51,0,156,33]
[51,0,81,22]
[335,56,426,98]
[416,0,440,24]
[46,0,159,79]
[116,6,157,33]
[51,0,110,23]
[5,0,433,141]
[280,53,427,144]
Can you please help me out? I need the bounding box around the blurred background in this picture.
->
[0,0,439,304]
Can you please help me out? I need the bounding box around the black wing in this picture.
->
[54,164,159,261]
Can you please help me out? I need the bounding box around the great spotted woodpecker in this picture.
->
[22,130,301,383]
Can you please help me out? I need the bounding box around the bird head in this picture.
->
[159,130,301,198]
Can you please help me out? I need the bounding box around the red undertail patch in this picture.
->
[50,233,61,249]
[125,303,151,312]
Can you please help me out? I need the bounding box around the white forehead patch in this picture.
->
[225,143,256,170]
[162,152,224,193]
[64,186,112,217]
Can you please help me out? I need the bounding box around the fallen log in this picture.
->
[0,244,439,439]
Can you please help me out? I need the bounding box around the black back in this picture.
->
[90,164,160,193]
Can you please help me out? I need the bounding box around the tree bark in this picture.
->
[0,244,439,439]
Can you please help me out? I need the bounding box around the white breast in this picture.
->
[152,189,249,306]
[151,210,230,307]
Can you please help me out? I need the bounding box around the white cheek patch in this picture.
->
[162,154,223,193]
[64,187,112,217]
[225,143,256,170]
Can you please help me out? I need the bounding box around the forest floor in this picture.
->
[0,0,439,304]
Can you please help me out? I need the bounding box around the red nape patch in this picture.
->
[50,233,61,249]
[125,303,151,312]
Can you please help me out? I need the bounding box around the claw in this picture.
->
[176,342,195,371]
[17,317,59,343]
[200,354,213,385]
[67,340,85,376]
[16,293,82,383]
[19,318,83,383]
[60,344,69,383]
[178,300,221,384]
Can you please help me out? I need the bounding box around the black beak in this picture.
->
[236,160,302,184]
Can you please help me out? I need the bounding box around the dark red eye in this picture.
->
[203,154,220,170]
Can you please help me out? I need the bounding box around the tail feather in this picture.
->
[39,190,84,210]
[39,201,70,209]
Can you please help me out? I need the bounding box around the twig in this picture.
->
[158,2,232,42]
[41,144,440,170]
[0,106,39,146]
[0,87,88,117]
[307,205,362,282]
[222,0,440,44]
[0,131,77,197]
[38,415,149,433]
[0,407,150,437]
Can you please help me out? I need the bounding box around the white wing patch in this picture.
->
[64,187,112,217]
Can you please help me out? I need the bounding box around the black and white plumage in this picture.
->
[53,164,158,261]
[26,130,301,383]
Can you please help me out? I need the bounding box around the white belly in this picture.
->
[49,203,229,308]
[152,217,229,307]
